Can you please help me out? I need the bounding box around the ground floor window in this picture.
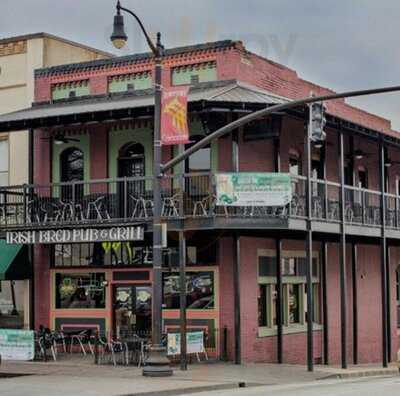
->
[257,251,320,334]
[55,272,106,309]
[162,271,215,310]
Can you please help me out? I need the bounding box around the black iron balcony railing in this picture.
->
[0,173,398,230]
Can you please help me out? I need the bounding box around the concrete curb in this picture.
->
[318,368,399,380]
[118,382,260,396]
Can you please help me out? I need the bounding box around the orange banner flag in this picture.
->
[161,86,190,145]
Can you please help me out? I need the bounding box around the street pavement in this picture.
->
[0,357,398,396]
[189,375,400,396]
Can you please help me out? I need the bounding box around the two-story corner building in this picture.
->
[0,33,112,329]
[1,39,400,367]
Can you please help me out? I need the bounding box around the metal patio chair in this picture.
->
[162,192,180,217]
[84,196,111,221]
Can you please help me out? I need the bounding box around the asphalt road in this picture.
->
[190,375,400,396]
[0,373,399,396]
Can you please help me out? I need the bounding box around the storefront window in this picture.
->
[257,251,320,331]
[162,271,214,309]
[55,273,106,309]
[287,284,301,324]
[53,242,153,267]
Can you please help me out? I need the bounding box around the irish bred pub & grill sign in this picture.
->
[6,226,144,245]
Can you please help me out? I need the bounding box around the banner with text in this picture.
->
[6,226,144,245]
[216,172,292,207]
[161,86,190,145]
[0,329,34,361]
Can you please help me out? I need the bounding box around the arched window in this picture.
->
[118,142,145,177]
[60,147,84,182]
[185,135,210,173]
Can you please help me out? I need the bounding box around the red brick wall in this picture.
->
[89,125,108,180]
[219,237,236,360]
[35,76,52,102]
[219,236,397,364]
[34,245,51,329]
[90,75,108,95]
[33,129,51,184]
[238,131,274,172]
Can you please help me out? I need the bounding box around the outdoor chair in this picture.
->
[130,195,153,218]
[35,327,57,361]
[70,330,94,356]
[192,195,214,217]
[109,339,128,366]
[162,193,180,217]
[290,194,305,217]
[52,331,67,355]
[84,196,111,221]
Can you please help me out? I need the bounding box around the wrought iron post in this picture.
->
[379,141,388,368]
[338,126,347,369]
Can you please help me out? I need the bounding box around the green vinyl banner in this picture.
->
[216,172,292,207]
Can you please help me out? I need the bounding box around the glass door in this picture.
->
[113,285,152,338]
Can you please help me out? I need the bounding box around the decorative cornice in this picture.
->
[35,40,239,79]
[0,40,26,57]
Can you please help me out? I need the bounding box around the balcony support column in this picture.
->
[178,143,187,371]
[276,238,283,363]
[386,244,391,362]
[305,105,314,372]
[379,141,389,367]
[28,128,35,330]
[274,134,283,364]
[338,127,348,369]
[351,243,358,365]
[233,232,241,365]
[178,230,187,370]
[230,120,241,365]
[321,241,329,365]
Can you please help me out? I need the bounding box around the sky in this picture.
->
[1,0,400,128]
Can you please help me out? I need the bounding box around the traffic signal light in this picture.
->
[310,102,327,143]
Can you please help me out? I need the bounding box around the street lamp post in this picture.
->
[111,1,172,377]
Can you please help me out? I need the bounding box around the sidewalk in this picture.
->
[0,356,398,396]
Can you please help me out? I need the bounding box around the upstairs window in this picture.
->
[358,167,368,189]
[185,135,210,173]
[108,72,152,94]
[289,151,301,176]
[52,80,89,101]
[172,61,217,86]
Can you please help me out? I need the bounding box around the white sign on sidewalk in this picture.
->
[167,331,205,356]
[0,329,34,361]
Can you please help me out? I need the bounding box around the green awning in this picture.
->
[0,240,31,281]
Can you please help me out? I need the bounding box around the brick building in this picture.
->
[0,39,399,367]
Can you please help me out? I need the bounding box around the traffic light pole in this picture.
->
[305,104,314,371]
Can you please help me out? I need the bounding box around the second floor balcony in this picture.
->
[0,173,398,238]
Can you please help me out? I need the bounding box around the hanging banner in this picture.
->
[215,172,292,207]
[167,331,205,356]
[161,86,190,145]
[0,329,35,361]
